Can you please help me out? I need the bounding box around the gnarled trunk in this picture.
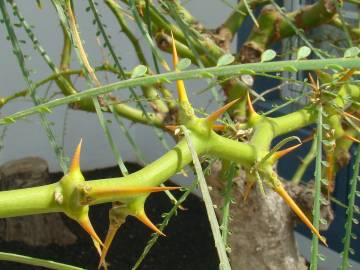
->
[207,163,333,270]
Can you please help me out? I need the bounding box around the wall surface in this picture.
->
[0,0,232,173]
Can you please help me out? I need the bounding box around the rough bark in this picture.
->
[0,157,77,247]
[206,162,333,270]
[239,0,337,63]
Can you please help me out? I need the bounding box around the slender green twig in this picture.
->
[0,252,85,270]
[292,138,317,184]
[340,144,360,270]
[181,126,231,270]
[220,162,237,247]
[310,105,324,270]
[1,57,359,126]
[0,0,68,172]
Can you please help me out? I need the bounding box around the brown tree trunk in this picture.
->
[207,163,333,270]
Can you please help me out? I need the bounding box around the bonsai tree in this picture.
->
[0,0,359,269]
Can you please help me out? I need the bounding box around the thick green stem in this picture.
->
[271,106,317,136]
[0,128,257,218]
[208,132,256,167]
[0,183,60,218]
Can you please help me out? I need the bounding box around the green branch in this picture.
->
[0,252,84,270]
[1,57,359,125]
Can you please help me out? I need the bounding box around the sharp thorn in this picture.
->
[243,181,255,202]
[136,211,166,236]
[69,138,83,173]
[165,125,178,132]
[212,124,226,131]
[339,68,356,82]
[275,184,327,247]
[246,92,256,115]
[78,216,103,247]
[273,143,302,160]
[207,98,240,124]
[171,31,179,69]
[170,31,188,103]
[308,73,319,93]
[160,59,170,72]
[344,134,360,143]
[343,111,360,123]
[301,134,314,143]
[98,225,119,269]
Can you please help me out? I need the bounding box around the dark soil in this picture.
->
[0,163,218,270]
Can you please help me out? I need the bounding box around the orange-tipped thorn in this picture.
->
[78,216,103,247]
[206,98,240,125]
[171,31,188,103]
[344,134,360,143]
[308,73,320,93]
[246,92,256,115]
[171,31,179,69]
[212,124,226,131]
[136,211,166,236]
[273,143,302,160]
[88,186,180,198]
[98,225,119,269]
[69,138,83,173]
[165,125,178,132]
[243,180,255,202]
[343,111,360,123]
[274,184,327,246]
[301,134,314,144]
[339,68,356,82]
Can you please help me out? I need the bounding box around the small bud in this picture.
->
[54,190,63,205]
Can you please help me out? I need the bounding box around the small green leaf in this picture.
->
[318,253,326,261]
[319,218,327,225]
[37,106,52,113]
[296,46,311,60]
[160,77,171,84]
[322,123,330,130]
[321,178,328,185]
[202,72,215,78]
[130,65,147,78]
[321,160,329,167]
[217,53,235,66]
[239,69,256,75]
[282,65,298,72]
[344,47,360,58]
[325,64,344,71]
[176,58,191,70]
[260,49,276,63]
[322,140,335,147]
